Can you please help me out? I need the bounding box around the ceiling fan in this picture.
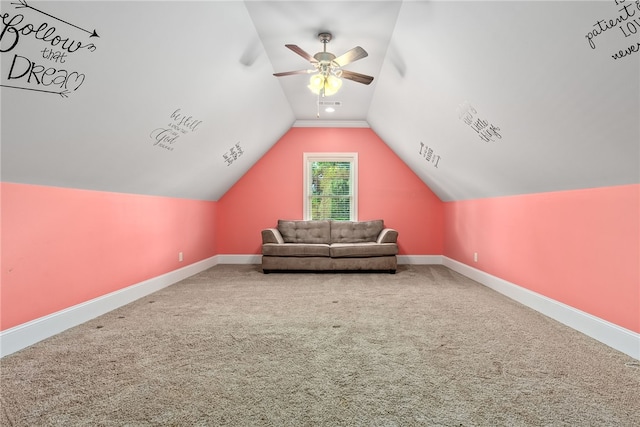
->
[273,32,374,97]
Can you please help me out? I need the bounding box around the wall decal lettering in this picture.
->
[6,53,85,91]
[40,47,68,63]
[418,142,441,168]
[12,0,100,39]
[149,108,203,151]
[0,1,97,97]
[0,7,98,54]
[169,109,202,133]
[223,143,244,166]
[149,128,177,151]
[584,0,640,60]
[457,101,502,143]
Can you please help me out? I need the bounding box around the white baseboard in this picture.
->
[3,254,637,361]
[442,257,640,361]
[397,255,443,265]
[0,255,220,358]
[216,254,262,264]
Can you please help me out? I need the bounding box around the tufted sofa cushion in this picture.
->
[330,220,384,243]
[330,242,398,258]
[278,220,331,244]
[263,243,330,257]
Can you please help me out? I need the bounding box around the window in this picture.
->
[304,153,358,221]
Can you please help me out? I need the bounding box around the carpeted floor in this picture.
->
[1,265,638,426]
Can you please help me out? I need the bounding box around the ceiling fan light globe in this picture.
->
[307,74,342,96]
[308,74,325,95]
[323,75,342,96]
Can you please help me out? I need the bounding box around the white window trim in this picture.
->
[303,152,358,221]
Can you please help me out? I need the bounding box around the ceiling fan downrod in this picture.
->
[314,32,337,68]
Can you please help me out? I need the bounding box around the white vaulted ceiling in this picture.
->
[1,1,638,201]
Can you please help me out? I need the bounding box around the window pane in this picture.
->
[305,153,357,221]
[310,196,350,220]
[312,162,351,196]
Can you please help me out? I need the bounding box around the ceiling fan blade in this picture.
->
[273,69,315,77]
[341,70,374,85]
[333,46,368,67]
[285,44,318,63]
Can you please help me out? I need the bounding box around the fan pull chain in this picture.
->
[316,92,320,118]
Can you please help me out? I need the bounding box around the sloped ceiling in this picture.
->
[369,0,640,201]
[1,1,638,202]
[1,0,295,200]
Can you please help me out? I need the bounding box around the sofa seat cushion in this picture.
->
[262,243,330,257]
[330,242,398,258]
[331,220,384,243]
[278,220,331,244]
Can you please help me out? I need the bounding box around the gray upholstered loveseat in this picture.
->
[261,219,398,273]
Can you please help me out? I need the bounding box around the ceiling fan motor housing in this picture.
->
[315,32,337,74]
[314,52,336,63]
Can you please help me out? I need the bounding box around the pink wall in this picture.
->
[444,184,640,333]
[217,127,444,255]
[1,182,217,331]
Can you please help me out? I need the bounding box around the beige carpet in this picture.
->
[1,265,638,426]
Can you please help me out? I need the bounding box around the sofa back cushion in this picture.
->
[278,220,331,244]
[331,220,384,243]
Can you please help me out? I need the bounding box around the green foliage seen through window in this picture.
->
[310,161,351,220]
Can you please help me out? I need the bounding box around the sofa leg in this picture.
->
[390,269,396,274]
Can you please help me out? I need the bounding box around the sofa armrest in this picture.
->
[262,228,284,244]
[377,228,398,244]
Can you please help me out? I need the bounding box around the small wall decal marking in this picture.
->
[149,109,203,151]
[223,142,244,166]
[584,0,640,61]
[419,142,441,168]
[457,101,502,143]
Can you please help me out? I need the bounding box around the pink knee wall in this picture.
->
[1,182,217,330]
[2,167,637,336]
[444,184,640,333]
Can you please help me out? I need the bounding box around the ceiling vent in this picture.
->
[318,101,342,107]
